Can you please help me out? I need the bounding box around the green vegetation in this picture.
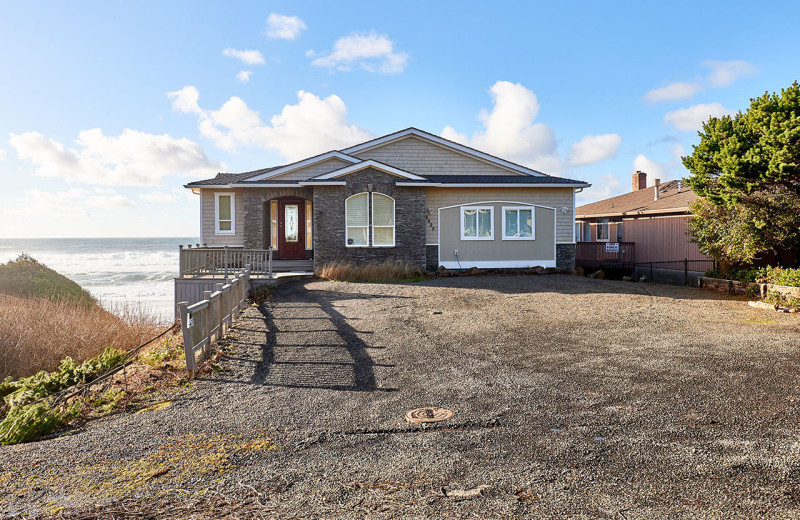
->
[755,266,800,287]
[704,268,761,283]
[0,254,96,308]
[763,290,800,310]
[0,348,127,445]
[684,82,800,266]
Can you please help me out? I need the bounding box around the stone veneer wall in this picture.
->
[556,244,576,271]
[425,245,439,271]
[242,187,313,249]
[313,168,427,269]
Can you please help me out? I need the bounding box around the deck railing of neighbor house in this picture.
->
[177,265,250,378]
[575,241,636,268]
[179,245,272,278]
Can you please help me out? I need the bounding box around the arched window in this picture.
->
[372,193,395,247]
[345,193,369,246]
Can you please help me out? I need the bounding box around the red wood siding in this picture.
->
[622,215,709,263]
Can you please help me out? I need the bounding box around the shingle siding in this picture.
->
[353,136,523,177]
[200,189,245,246]
[424,187,575,245]
[265,157,354,181]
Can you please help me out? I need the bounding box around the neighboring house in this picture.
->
[185,127,590,271]
[575,171,711,278]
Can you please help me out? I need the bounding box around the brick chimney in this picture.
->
[632,171,647,192]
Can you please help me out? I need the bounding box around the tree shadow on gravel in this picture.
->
[245,283,392,392]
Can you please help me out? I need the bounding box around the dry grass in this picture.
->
[315,261,428,283]
[0,295,162,380]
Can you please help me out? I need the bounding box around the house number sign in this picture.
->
[605,242,619,253]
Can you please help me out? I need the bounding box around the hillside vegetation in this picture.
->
[0,254,96,307]
[0,255,160,379]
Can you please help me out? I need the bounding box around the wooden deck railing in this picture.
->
[575,241,636,268]
[177,266,250,377]
[179,245,272,277]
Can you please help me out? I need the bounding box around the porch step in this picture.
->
[271,260,314,273]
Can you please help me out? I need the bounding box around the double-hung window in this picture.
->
[345,192,396,247]
[372,193,395,246]
[215,193,235,234]
[461,206,493,240]
[502,206,534,240]
[596,218,610,241]
[345,193,369,246]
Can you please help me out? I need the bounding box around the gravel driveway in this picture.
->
[2,275,800,518]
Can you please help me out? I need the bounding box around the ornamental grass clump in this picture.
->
[316,261,428,283]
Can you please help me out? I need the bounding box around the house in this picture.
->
[184,127,590,272]
[575,170,711,281]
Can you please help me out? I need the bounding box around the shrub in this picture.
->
[316,261,428,283]
[755,266,800,287]
[0,254,96,308]
[704,268,760,283]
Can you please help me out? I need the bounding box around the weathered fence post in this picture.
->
[202,290,213,357]
[178,245,184,277]
[178,301,196,378]
[224,246,229,278]
[684,258,689,286]
[268,248,273,278]
[216,282,224,339]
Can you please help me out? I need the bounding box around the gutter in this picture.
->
[576,207,691,219]
[396,182,592,188]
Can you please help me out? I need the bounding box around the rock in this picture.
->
[437,266,451,277]
[573,266,585,276]
[467,267,481,276]
[543,267,560,275]
[639,275,649,283]
[622,276,633,282]
[442,485,492,498]
[588,270,605,280]
[748,300,776,310]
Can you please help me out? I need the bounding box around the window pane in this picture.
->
[373,194,394,226]
[270,200,278,249]
[374,227,394,246]
[346,194,368,226]
[305,200,312,250]
[477,209,492,238]
[285,204,298,242]
[463,209,477,237]
[218,195,231,220]
[219,221,231,231]
[505,209,518,237]
[347,227,367,246]
[519,209,532,237]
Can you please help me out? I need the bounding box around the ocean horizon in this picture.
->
[0,237,200,322]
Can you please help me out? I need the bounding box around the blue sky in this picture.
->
[1,0,798,238]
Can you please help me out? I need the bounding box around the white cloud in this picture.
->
[310,31,409,74]
[20,188,136,218]
[633,154,670,183]
[265,13,306,40]
[169,86,372,161]
[644,82,703,103]
[568,133,622,166]
[222,48,265,65]
[8,128,220,187]
[577,173,622,205]
[442,81,619,173]
[663,102,736,131]
[0,148,6,161]
[140,191,176,204]
[702,60,758,87]
[237,70,253,83]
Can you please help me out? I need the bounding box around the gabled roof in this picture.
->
[396,175,589,187]
[245,150,360,181]
[576,180,698,218]
[312,159,427,181]
[341,127,548,177]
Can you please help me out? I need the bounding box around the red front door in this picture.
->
[277,198,305,259]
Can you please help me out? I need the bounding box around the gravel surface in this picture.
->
[2,274,800,518]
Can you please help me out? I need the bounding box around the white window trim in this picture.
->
[501,206,535,241]
[460,206,494,241]
[371,193,395,247]
[214,192,235,235]
[596,218,610,242]
[345,193,369,248]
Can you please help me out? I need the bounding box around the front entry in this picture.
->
[277,198,306,259]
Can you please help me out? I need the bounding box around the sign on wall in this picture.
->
[605,242,619,253]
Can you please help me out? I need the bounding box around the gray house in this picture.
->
[185,128,589,271]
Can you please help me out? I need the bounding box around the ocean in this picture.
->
[0,237,199,322]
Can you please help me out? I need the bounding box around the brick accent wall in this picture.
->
[242,187,313,249]
[556,244,576,271]
[313,168,427,269]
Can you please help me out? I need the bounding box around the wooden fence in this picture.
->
[575,241,636,268]
[179,245,272,277]
[177,266,250,377]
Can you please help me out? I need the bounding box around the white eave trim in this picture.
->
[396,182,592,188]
[438,200,557,211]
[246,151,360,181]
[314,159,427,180]
[342,128,547,177]
[576,207,690,219]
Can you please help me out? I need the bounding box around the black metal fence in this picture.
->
[633,259,716,286]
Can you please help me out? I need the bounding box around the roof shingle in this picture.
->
[576,180,698,217]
